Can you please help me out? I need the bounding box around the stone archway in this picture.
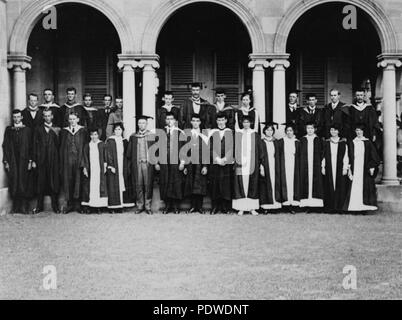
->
[141,0,266,54]
[273,0,398,54]
[8,0,135,55]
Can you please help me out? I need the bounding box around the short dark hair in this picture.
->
[42,109,53,115]
[263,124,276,135]
[216,112,227,120]
[68,111,79,118]
[285,123,296,132]
[165,112,176,120]
[306,93,317,99]
[29,93,38,99]
[113,123,125,132]
[89,127,100,135]
[83,93,92,99]
[191,114,201,121]
[104,94,113,100]
[43,88,54,94]
[66,87,77,94]
[12,109,22,115]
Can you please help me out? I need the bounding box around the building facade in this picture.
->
[1,0,402,213]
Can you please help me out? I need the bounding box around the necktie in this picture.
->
[72,128,75,134]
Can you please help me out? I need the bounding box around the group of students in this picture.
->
[2,83,380,215]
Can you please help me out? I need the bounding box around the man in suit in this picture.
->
[40,89,61,128]
[96,94,114,141]
[180,82,211,129]
[286,91,300,131]
[322,89,350,139]
[22,93,43,130]
[297,93,324,138]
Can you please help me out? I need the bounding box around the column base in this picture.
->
[380,178,401,186]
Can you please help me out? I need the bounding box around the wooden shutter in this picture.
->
[215,52,241,106]
[300,54,326,105]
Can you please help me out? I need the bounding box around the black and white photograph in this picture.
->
[0,0,402,305]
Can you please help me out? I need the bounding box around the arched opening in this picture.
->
[286,2,382,105]
[27,3,122,105]
[155,3,253,106]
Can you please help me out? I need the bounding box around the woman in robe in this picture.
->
[235,92,260,133]
[259,122,281,213]
[277,123,301,213]
[105,123,135,213]
[321,123,349,213]
[343,124,380,212]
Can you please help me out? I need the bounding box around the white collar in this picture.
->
[64,125,83,135]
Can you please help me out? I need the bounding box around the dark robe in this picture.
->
[126,131,156,203]
[277,138,301,204]
[286,105,300,133]
[84,107,98,128]
[105,137,133,208]
[80,141,107,204]
[2,126,33,198]
[233,130,263,200]
[322,102,350,138]
[60,103,89,128]
[348,104,380,141]
[209,128,234,201]
[322,139,349,211]
[259,138,281,206]
[180,98,211,129]
[59,126,88,200]
[40,103,62,128]
[21,108,43,129]
[95,107,114,142]
[299,135,324,201]
[183,132,209,197]
[156,105,181,129]
[32,125,61,195]
[343,139,380,210]
[158,127,185,201]
[209,104,235,130]
[297,107,325,138]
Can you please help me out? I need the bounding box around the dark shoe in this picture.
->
[145,210,153,215]
[173,209,180,215]
[32,208,43,215]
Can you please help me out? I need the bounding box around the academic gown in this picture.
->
[84,107,98,128]
[40,103,62,128]
[59,126,88,200]
[105,136,134,209]
[259,138,282,209]
[126,131,156,203]
[209,104,235,130]
[180,98,211,129]
[348,104,380,141]
[322,138,349,211]
[158,127,185,201]
[209,128,234,201]
[81,141,108,207]
[232,130,262,210]
[60,103,89,128]
[21,108,43,129]
[343,138,380,211]
[2,126,33,198]
[277,137,301,206]
[322,102,350,138]
[32,125,61,195]
[183,131,209,197]
[156,105,181,129]
[235,107,260,133]
[286,106,300,136]
[95,108,114,141]
[297,108,325,138]
[299,135,324,207]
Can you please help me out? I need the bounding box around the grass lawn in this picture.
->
[0,211,401,300]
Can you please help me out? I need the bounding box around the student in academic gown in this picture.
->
[82,93,98,128]
[209,112,234,214]
[321,123,349,213]
[2,110,34,214]
[297,93,324,138]
[81,128,108,214]
[348,90,380,141]
[259,122,282,213]
[96,94,114,142]
[277,123,301,213]
[156,91,181,129]
[299,122,324,211]
[209,89,235,130]
[286,92,300,136]
[235,92,260,133]
[60,87,89,128]
[126,116,156,215]
[32,109,61,214]
[180,82,211,129]
[59,112,88,214]
[322,89,349,139]
[183,114,209,214]
[105,123,135,213]
[40,89,61,128]
[233,116,262,216]
[343,124,380,212]
[22,93,43,130]
[155,112,186,214]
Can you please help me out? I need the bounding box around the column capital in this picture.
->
[377,53,402,68]
[7,54,32,70]
[117,54,140,70]
[268,58,290,69]
[137,59,160,70]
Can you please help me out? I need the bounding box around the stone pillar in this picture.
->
[7,55,32,110]
[117,55,138,137]
[377,54,402,185]
[138,56,160,130]
[268,55,290,137]
[248,54,269,130]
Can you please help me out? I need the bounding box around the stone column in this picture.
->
[7,55,32,110]
[377,54,402,185]
[138,56,160,130]
[117,55,138,137]
[268,55,290,137]
[248,54,269,130]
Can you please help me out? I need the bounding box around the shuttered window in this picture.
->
[167,52,194,107]
[215,52,241,106]
[300,54,326,105]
